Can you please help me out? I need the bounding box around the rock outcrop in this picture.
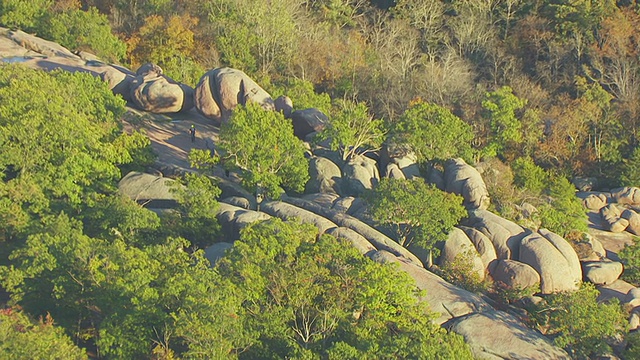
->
[129,67,195,113]
[305,156,343,195]
[444,158,490,210]
[342,154,379,197]
[194,67,274,124]
[290,108,328,140]
[439,228,485,280]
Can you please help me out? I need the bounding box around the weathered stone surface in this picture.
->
[369,251,491,325]
[305,156,342,195]
[624,287,640,308]
[446,310,570,360]
[622,209,640,235]
[301,192,339,209]
[204,242,233,267]
[216,177,257,210]
[459,226,498,271]
[465,209,528,260]
[491,259,540,290]
[444,158,490,210]
[342,154,379,197]
[215,202,269,241]
[274,95,293,118]
[391,152,420,180]
[9,29,76,58]
[130,73,194,113]
[118,171,178,207]
[101,67,134,101]
[573,177,599,192]
[519,230,581,294]
[439,227,485,280]
[582,260,623,285]
[325,227,376,255]
[282,196,422,265]
[194,67,274,123]
[612,187,640,206]
[629,311,640,331]
[290,108,328,140]
[384,163,406,179]
[261,201,336,234]
[600,204,627,232]
[136,62,163,76]
[583,193,608,210]
[220,196,252,209]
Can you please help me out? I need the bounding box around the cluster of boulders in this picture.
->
[584,187,640,235]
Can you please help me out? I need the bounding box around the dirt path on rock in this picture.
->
[123,107,225,175]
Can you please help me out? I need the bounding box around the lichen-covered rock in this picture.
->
[439,227,485,280]
[444,158,490,210]
[305,156,342,195]
[342,154,379,197]
[491,259,540,290]
[290,108,327,140]
[519,230,581,294]
[582,260,623,285]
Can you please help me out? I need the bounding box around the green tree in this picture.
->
[620,146,640,187]
[364,178,467,253]
[0,307,87,360]
[209,218,473,359]
[218,103,309,198]
[511,156,548,194]
[391,101,474,163]
[528,282,626,359]
[318,99,386,161]
[0,65,148,240]
[618,236,640,286]
[0,0,50,29]
[481,86,527,159]
[538,175,588,235]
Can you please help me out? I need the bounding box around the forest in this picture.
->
[1,0,640,359]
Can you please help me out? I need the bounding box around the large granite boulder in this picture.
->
[459,226,498,271]
[274,95,293,118]
[325,227,376,255]
[582,260,623,285]
[518,230,581,294]
[342,154,379,196]
[446,310,570,359]
[290,108,328,140]
[384,163,406,179]
[305,156,342,194]
[101,67,134,101]
[465,209,528,260]
[260,201,336,234]
[216,202,270,241]
[491,259,541,290]
[129,71,194,113]
[439,227,485,280]
[444,158,490,210]
[118,171,178,208]
[194,67,274,124]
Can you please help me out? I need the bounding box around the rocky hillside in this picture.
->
[3,27,640,359]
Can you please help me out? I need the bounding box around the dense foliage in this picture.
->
[218,103,309,198]
[365,178,467,251]
[527,283,626,359]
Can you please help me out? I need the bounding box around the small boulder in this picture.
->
[624,287,640,308]
[101,67,133,101]
[612,187,640,205]
[274,95,293,118]
[290,108,328,140]
[342,154,379,197]
[491,259,540,290]
[384,163,406,179]
[204,242,233,267]
[622,208,640,235]
[305,156,342,195]
[583,193,608,210]
[601,204,628,233]
[582,260,623,285]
